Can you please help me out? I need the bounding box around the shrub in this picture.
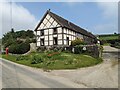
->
[71,38,86,46]
[74,45,83,54]
[9,42,30,54]
[37,46,46,52]
[31,54,43,64]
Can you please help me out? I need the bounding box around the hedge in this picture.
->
[9,42,30,54]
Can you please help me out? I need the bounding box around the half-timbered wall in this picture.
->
[36,13,94,47]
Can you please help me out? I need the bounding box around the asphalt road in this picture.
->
[1,58,86,88]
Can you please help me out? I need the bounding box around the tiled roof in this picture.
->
[35,10,96,39]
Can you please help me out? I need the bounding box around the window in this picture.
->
[41,30,44,36]
[40,39,44,46]
[53,37,58,45]
[53,28,57,34]
[67,37,69,45]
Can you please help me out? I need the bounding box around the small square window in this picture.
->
[53,28,57,34]
[41,30,44,36]
[67,37,69,45]
[53,37,58,45]
[40,39,44,46]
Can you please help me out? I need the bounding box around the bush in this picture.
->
[9,42,30,54]
[37,46,46,52]
[31,54,43,64]
[71,38,86,46]
[74,45,83,54]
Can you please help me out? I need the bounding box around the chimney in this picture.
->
[48,9,51,11]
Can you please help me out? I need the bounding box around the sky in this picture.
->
[0,0,118,38]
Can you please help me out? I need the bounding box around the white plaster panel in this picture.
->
[64,40,66,45]
[40,23,44,29]
[71,36,73,40]
[44,25,47,29]
[58,34,62,39]
[43,18,48,25]
[45,42,48,45]
[73,32,75,36]
[69,35,71,40]
[46,22,51,28]
[49,29,53,34]
[69,41,71,45]
[64,34,66,39]
[52,21,58,27]
[49,17,54,23]
[44,30,48,35]
[46,14,51,20]
[37,31,40,35]
[49,41,53,45]
[58,40,62,45]
[57,24,60,27]
[37,42,40,46]
[45,36,48,40]
[66,29,68,34]
[58,28,62,33]
[64,28,67,33]
[49,35,53,40]
[69,30,72,35]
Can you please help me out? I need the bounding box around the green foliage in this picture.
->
[2,29,35,54]
[31,54,43,64]
[71,38,86,46]
[2,29,35,49]
[99,34,119,41]
[74,45,84,54]
[110,41,120,49]
[9,42,30,54]
[2,52,103,70]
[16,55,29,61]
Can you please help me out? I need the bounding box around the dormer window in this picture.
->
[41,30,44,36]
[53,28,57,34]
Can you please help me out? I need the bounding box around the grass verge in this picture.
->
[2,52,103,70]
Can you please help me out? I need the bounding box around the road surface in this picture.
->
[1,58,86,88]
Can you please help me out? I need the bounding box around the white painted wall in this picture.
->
[37,42,40,46]
[49,35,52,41]
[45,36,48,40]
[58,40,62,45]
[49,29,53,34]
[58,27,62,33]
[58,34,62,39]
[45,42,48,45]
[44,29,48,35]
[49,41,53,45]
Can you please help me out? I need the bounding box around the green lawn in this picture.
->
[99,34,119,41]
[2,52,103,70]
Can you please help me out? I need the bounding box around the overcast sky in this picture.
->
[0,0,118,38]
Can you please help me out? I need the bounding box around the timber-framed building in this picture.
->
[35,10,97,47]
